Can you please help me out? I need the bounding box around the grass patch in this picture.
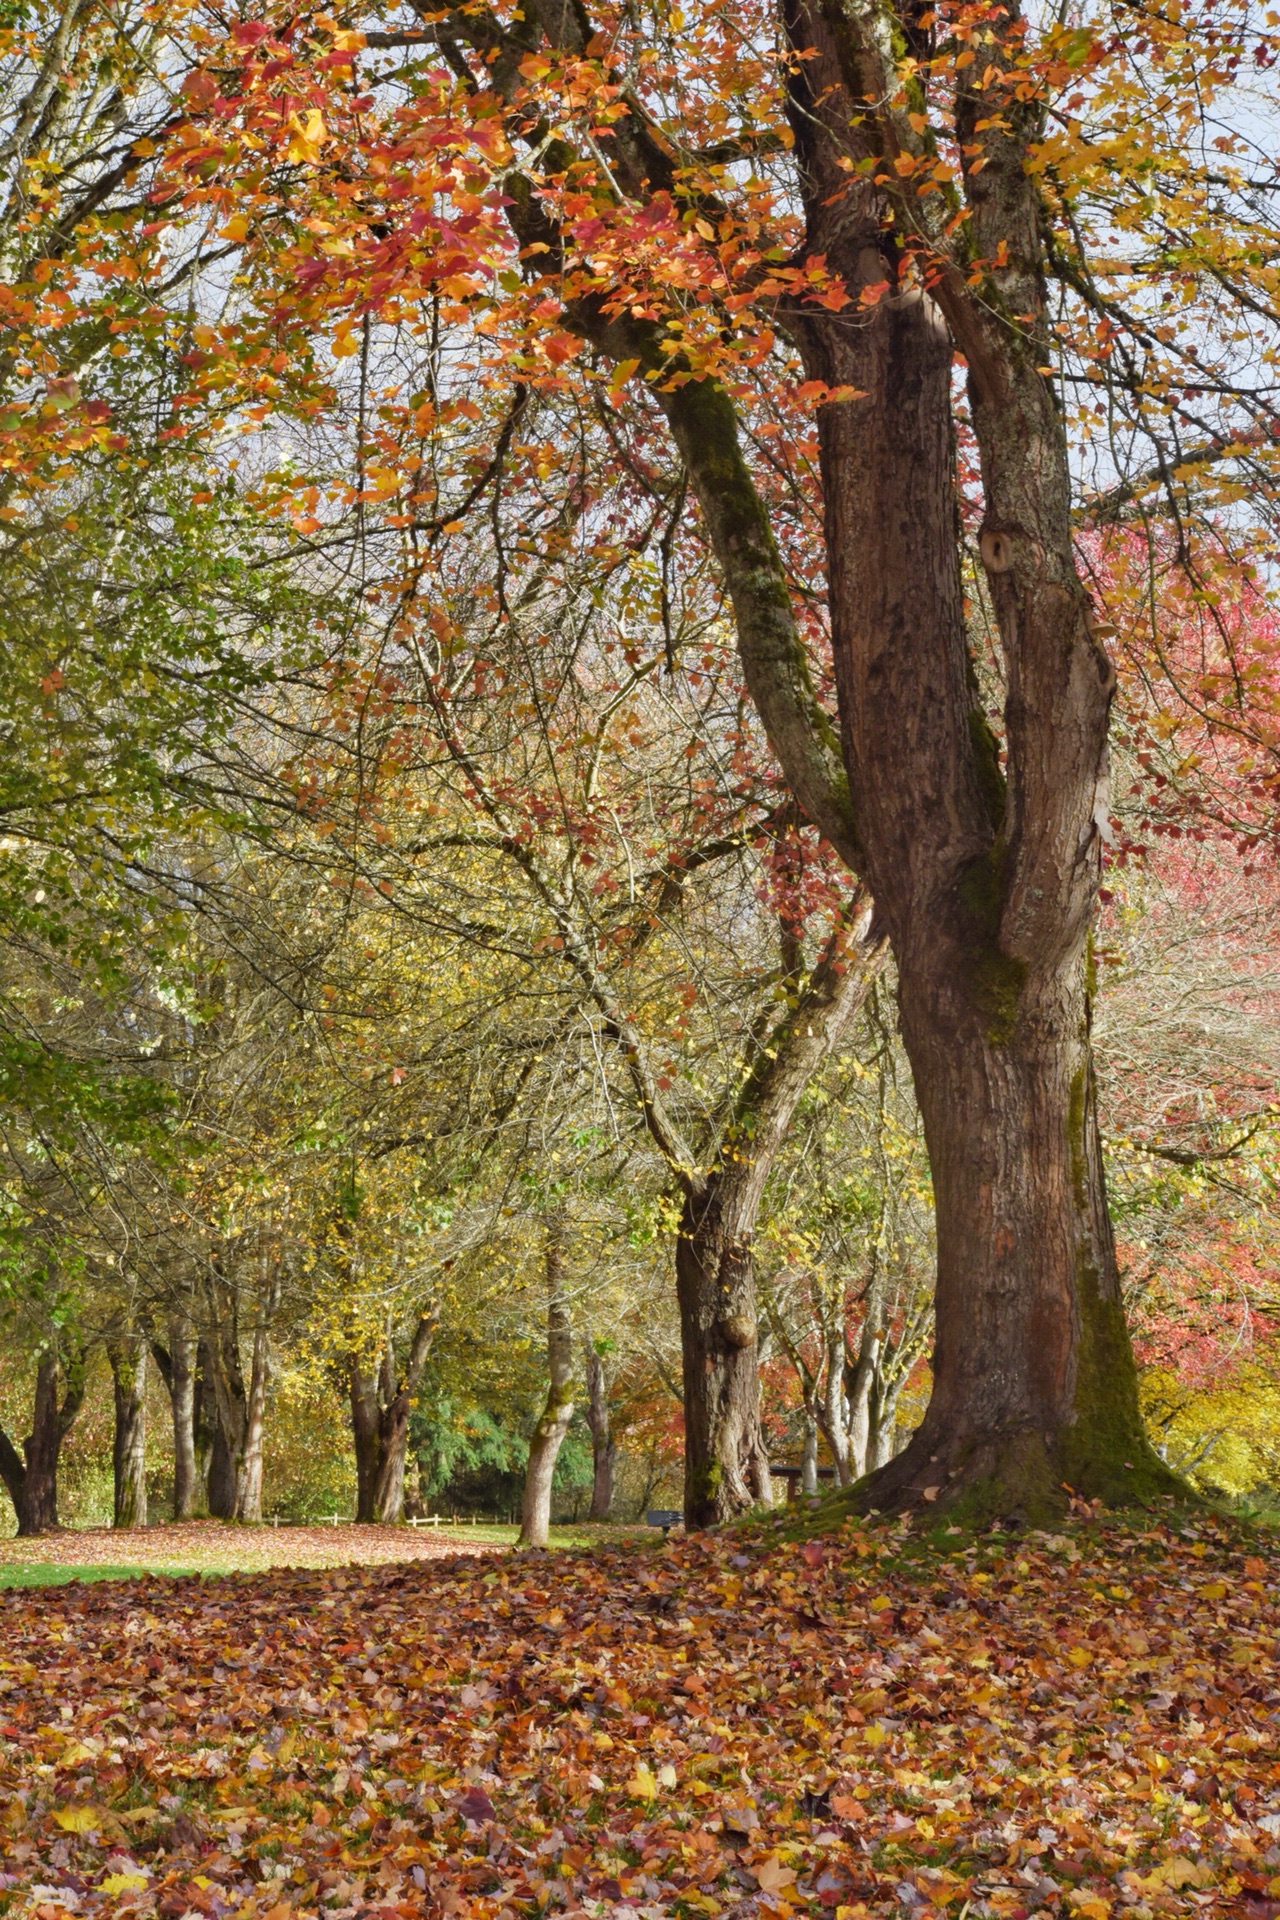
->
[0,1562,199,1588]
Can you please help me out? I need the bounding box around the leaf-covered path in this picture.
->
[0,1522,504,1582]
[1,1516,1276,1920]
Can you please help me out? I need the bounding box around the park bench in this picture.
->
[770,1465,836,1502]
[646,1508,683,1536]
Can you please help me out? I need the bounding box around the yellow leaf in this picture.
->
[219,214,248,242]
[1199,1581,1228,1601]
[53,1806,100,1833]
[101,1872,149,1894]
[1157,1857,1215,1890]
[286,109,327,164]
[1067,1645,1092,1667]
[628,1761,658,1801]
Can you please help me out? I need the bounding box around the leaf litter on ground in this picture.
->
[0,1513,1277,1920]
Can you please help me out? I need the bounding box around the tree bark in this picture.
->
[0,1340,88,1536]
[204,1325,246,1520]
[349,1306,438,1524]
[821,1322,854,1487]
[167,1317,198,1521]
[232,1262,282,1524]
[677,906,884,1526]
[800,1401,820,1496]
[109,1338,149,1529]
[656,0,1176,1522]
[519,1217,575,1548]
[584,1343,615,1522]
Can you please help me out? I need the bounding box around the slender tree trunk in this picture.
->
[193,1337,216,1514]
[822,1325,854,1486]
[677,911,884,1526]
[520,1218,575,1548]
[0,1341,88,1536]
[233,1267,280,1524]
[585,1344,615,1522]
[350,1361,380,1524]
[168,1317,197,1521]
[349,1307,438,1524]
[867,1373,902,1473]
[800,1401,820,1496]
[109,1338,149,1529]
[202,1268,249,1521]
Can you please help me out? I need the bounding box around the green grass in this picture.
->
[0,1563,201,1588]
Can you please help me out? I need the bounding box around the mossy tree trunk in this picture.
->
[519,1216,575,1548]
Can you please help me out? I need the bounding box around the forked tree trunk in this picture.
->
[646,0,1177,1521]
[0,1341,88,1536]
[677,909,884,1527]
[349,1307,439,1524]
[519,1218,575,1548]
[585,1344,615,1522]
[109,1338,149,1529]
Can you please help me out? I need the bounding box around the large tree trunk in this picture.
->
[807,0,1172,1516]
[645,0,1177,1522]
[109,1338,149,1529]
[206,1337,245,1520]
[519,1218,575,1548]
[677,909,883,1526]
[193,1336,230,1516]
[349,1307,439,1524]
[676,1178,777,1525]
[0,1341,88,1536]
[584,1343,615,1522]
